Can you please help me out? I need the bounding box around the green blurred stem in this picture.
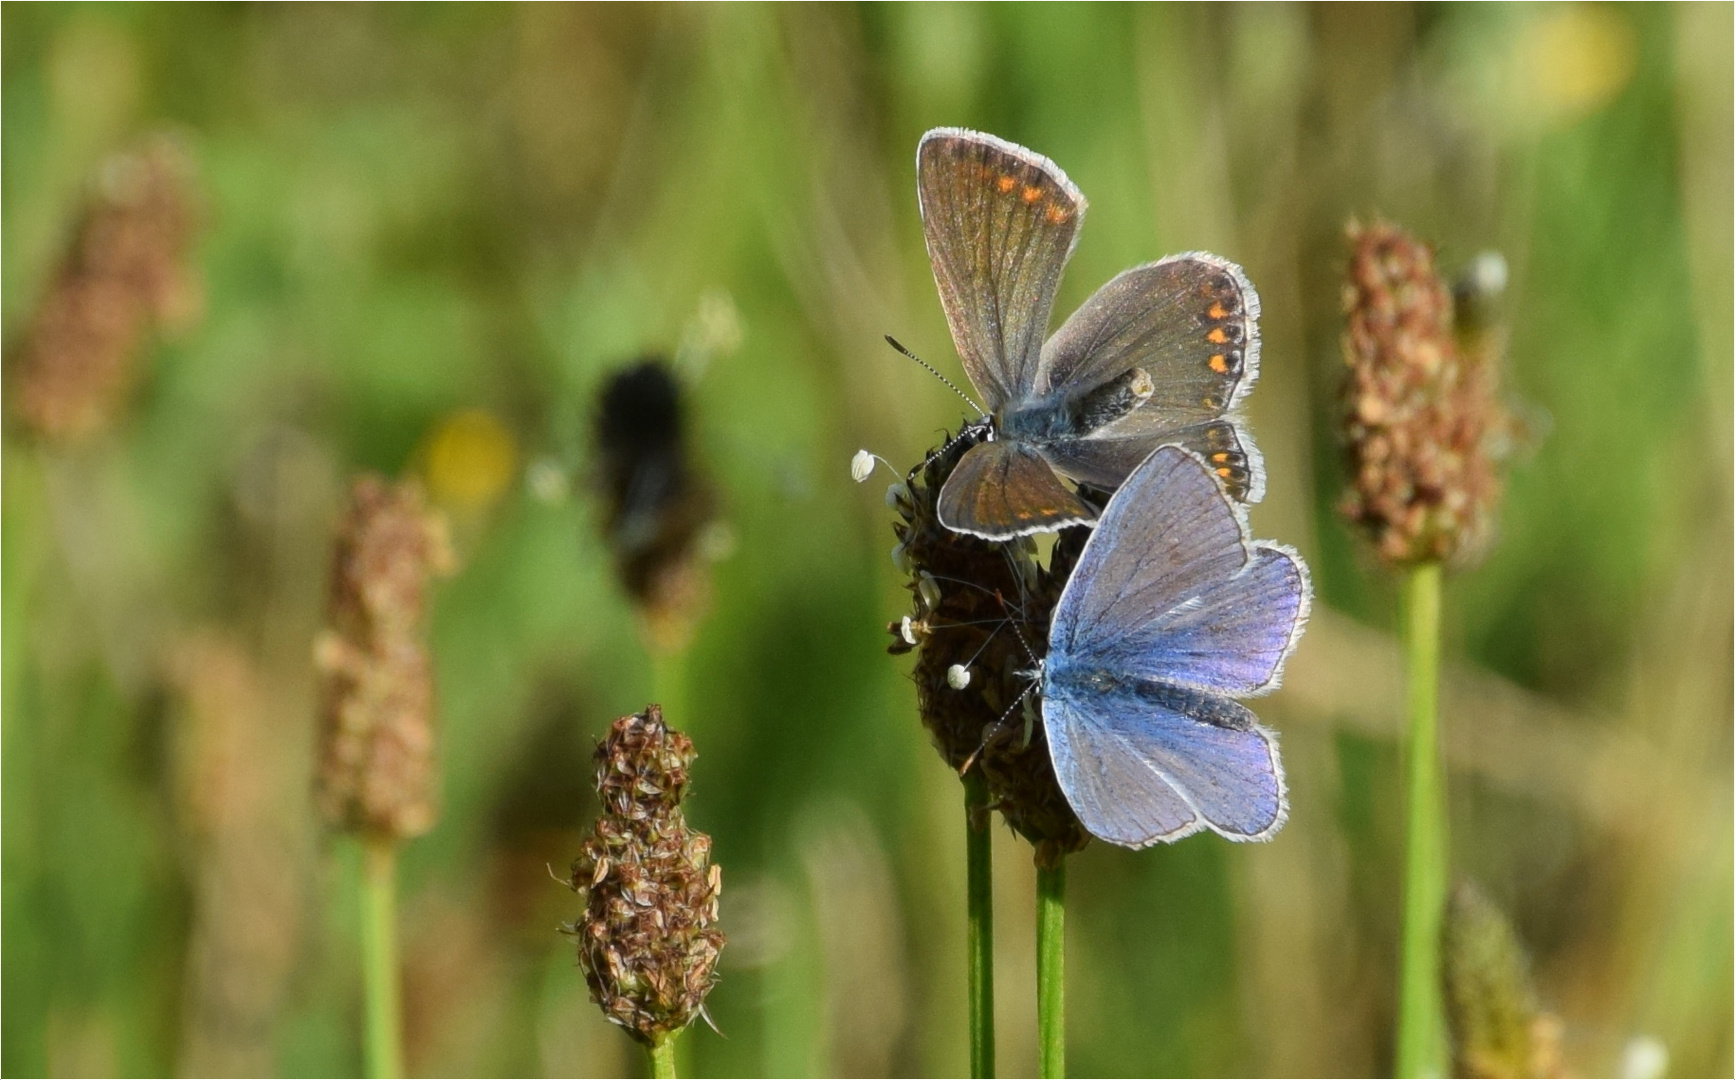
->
[1396,562,1447,1077]
[649,1035,678,1079]
[361,836,403,1079]
[964,770,995,1079]
[1036,859,1065,1079]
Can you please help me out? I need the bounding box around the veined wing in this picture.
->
[1036,254,1264,500]
[918,128,1085,412]
[1049,446,1307,696]
[1043,675,1286,846]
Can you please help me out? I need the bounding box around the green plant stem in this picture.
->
[1036,858,1065,1079]
[361,836,403,1079]
[649,1035,678,1079]
[964,770,995,1078]
[1396,561,1447,1078]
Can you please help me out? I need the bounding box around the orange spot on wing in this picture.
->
[996,175,1017,193]
[1209,354,1229,373]
[1207,327,1229,344]
[1045,203,1070,224]
[1217,467,1234,478]
[1211,452,1230,463]
[1022,185,1043,203]
[1209,302,1228,319]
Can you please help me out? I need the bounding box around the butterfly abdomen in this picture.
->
[1045,663,1258,733]
[1068,366,1155,433]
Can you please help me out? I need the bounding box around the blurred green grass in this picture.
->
[3,4,1729,1077]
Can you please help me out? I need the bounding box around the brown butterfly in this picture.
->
[917,128,1264,539]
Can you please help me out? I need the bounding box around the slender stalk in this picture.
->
[361,836,403,1079]
[964,770,995,1078]
[1396,562,1447,1077]
[1036,859,1065,1079]
[649,1036,678,1079]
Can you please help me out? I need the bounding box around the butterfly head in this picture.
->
[1016,657,1045,688]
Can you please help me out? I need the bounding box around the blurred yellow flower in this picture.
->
[1522,5,1636,121]
[422,408,518,513]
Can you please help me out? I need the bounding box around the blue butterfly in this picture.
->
[1041,445,1310,846]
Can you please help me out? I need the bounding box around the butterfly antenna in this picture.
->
[886,335,985,416]
[1006,609,1041,669]
[958,677,1041,777]
[988,551,1043,668]
[953,581,1048,776]
[997,573,1047,711]
[911,424,983,480]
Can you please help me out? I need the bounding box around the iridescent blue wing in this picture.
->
[1051,446,1308,697]
[1035,254,1265,501]
[918,128,1086,412]
[1043,678,1286,845]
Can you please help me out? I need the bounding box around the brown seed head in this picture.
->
[1339,221,1508,569]
[1442,880,1564,1079]
[315,475,454,841]
[888,431,1090,865]
[13,136,200,442]
[567,704,724,1047]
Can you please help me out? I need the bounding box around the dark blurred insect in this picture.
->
[592,357,719,650]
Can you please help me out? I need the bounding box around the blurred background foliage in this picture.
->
[2,3,1729,1077]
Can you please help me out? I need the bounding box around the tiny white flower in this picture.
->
[946,664,971,690]
[851,449,877,483]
